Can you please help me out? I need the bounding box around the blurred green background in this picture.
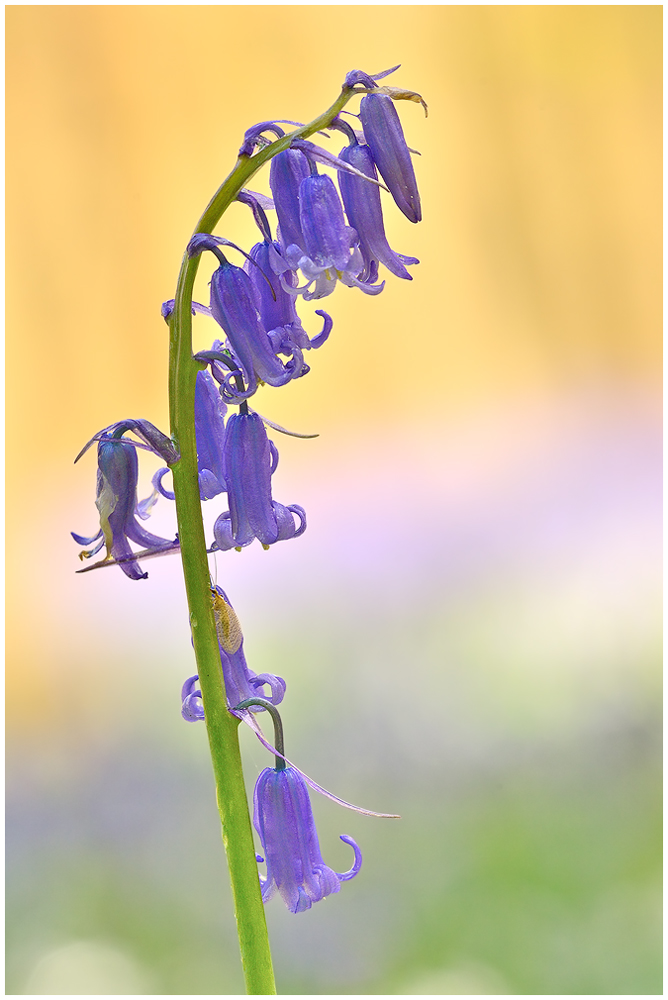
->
[6,6,661,995]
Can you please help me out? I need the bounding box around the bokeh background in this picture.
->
[6,5,661,995]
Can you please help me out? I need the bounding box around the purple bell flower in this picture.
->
[210,258,303,397]
[181,585,286,718]
[287,172,384,299]
[300,172,357,272]
[236,696,398,916]
[253,765,362,913]
[360,92,422,223]
[213,412,306,551]
[269,148,310,255]
[247,240,332,358]
[338,141,419,281]
[72,432,175,580]
[194,369,228,499]
[146,368,228,503]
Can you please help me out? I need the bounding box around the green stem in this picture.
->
[168,84,359,995]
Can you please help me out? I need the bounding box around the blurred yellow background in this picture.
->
[6,6,661,995]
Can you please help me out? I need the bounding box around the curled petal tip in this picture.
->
[336,835,363,881]
[161,298,212,321]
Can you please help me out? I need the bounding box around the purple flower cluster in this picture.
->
[73,66,418,913]
[187,87,422,408]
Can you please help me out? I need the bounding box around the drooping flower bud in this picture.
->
[360,92,422,223]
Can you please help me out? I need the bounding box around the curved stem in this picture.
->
[235,699,286,770]
[168,84,359,995]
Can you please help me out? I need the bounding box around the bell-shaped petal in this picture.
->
[253,766,362,913]
[360,92,421,223]
[299,173,357,272]
[210,260,299,394]
[212,414,306,552]
[247,240,333,357]
[338,142,419,281]
[194,369,227,499]
[269,148,310,254]
[222,412,276,547]
[281,173,384,299]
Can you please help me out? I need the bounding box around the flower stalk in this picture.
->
[167,82,366,996]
